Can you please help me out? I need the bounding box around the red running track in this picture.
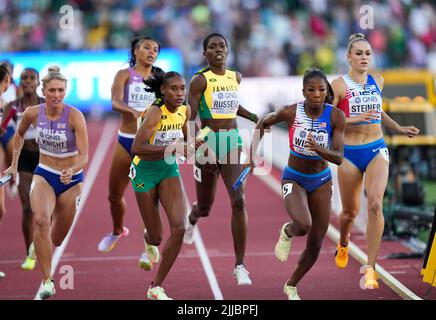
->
[0,119,432,300]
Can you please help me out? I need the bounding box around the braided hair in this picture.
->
[303,68,334,104]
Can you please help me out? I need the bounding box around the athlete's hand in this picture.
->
[398,125,419,138]
[305,133,320,153]
[3,165,17,182]
[349,110,378,124]
[60,167,74,185]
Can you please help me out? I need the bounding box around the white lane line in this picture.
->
[254,166,422,300]
[182,188,224,300]
[34,120,118,300]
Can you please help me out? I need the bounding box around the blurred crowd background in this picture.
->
[1,0,435,77]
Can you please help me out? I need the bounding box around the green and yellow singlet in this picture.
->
[148,100,187,146]
[198,68,239,120]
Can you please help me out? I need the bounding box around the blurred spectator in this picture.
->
[0,0,435,77]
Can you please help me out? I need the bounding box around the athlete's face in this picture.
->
[43,79,66,108]
[162,76,186,108]
[135,39,159,67]
[0,74,10,95]
[204,36,228,67]
[347,41,372,73]
[303,77,328,109]
[20,70,39,94]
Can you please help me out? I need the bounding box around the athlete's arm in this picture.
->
[248,105,295,171]
[70,108,89,173]
[188,73,207,135]
[307,108,345,166]
[4,106,38,178]
[111,69,140,118]
[131,105,168,157]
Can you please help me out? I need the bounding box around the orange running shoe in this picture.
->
[335,243,348,269]
[364,266,379,289]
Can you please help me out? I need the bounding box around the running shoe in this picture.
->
[0,271,5,278]
[147,286,173,300]
[21,256,36,270]
[138,252,153,271]
[145,242,160,264]
[233,265,252,286]
[98,226,129,253]
[364,266,379,289]
[40,278,56,300]
[283,283,301,300]
[275,223,292,262]
[335,243,349,269]
[183,218,197,245]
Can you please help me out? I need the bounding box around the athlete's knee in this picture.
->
[108,192,123,204]
[33,215,50,232]
[341,209,359,222]
[230,193,246,213]
[367,199,383,217]
[170,223,185,239]
[291,221,311,236]
[192,202,212,218]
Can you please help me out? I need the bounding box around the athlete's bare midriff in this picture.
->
[344,123,383,145]
[119,113,139,134]
[39,153,79,173]
[201,118,238,132]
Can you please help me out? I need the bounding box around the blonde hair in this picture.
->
[41,66,67,89]
[347,33,368,53]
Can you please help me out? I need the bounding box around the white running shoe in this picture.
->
[183,218,197,245]
[283,283,301,300]
[275,223,293,262]
[233,265,252,286]
[0,271,5,278]
[147,286,173,300]
[98,226,130,253]
[145,242,160,264]
[40,278,56,300]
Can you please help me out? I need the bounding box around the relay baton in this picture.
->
[0,175,13,187]
[232,166,250,191]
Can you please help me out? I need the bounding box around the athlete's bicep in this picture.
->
[70,109,89,157]
[188,75,206,120]
[137,106,161,142]
[111,69,129,102]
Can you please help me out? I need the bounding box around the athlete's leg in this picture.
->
[30,176,56,280]
[188,161,219,225]
[50,183,82,247]
[337,160,364,246]
[364,155,389,267]
[152,176,186,286]
[108,142,131,235]
[288,181,332,286]
[134,188,162,246]
[18,171,34,252]
[220,148,248,266]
